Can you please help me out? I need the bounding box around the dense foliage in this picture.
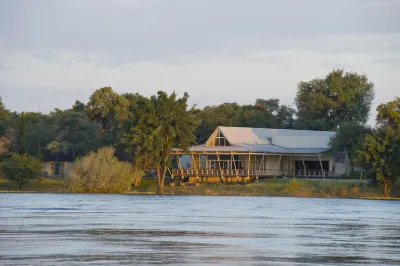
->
[0,69,399,196]
[0,153,42,190]
[295,69,374,130]
[67,147,143,193]
[357,98,400,197]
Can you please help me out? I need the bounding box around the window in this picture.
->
[207,131,230,146]
[295,161,329,171]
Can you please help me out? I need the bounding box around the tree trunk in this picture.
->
[157,167,163,194]
[156,166,168,195]
[383,181,391,198]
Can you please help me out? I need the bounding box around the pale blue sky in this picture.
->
[0,0,399,124]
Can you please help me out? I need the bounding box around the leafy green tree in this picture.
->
[46,111,101,159]
[21,115,56,158]
[0,97,14,155]
[0,153,42,190]
[123,91,198,194]
[72,100,86,113]
[11,112,48,154]
[295,69,375,130]
[235,104,277,128]
[357,98,400,197]
[68,147,143,193]
[86,87,128,131]
[194,103,240,143]
[329,122,371,168]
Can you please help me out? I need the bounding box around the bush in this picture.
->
[67,147,143,193]
[0,153,42,190]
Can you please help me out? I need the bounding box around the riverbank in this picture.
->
[2,177,399,199]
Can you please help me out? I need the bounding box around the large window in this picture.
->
[207,131,230,146]
[295,161,329,171]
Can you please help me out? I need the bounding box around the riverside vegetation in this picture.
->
[0,69,399,197]
[1,176,400,199]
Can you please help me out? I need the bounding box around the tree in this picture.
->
[329,122,371,168]
[295,69,375,130]
[67,147,143,193]
[0,97,14,155]
[46,111,101,159]
[21,115,56,158]
[235,104,277,128]
[194,103,240,143]
[72,100,86,113]
[123,91,198,194]
[86,87,128,131]
[0,153,42,190]
[357,98,400,197]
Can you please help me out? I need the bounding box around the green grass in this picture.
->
[1,176,398,199]
[132,178,391,198]
[0,177,68,192]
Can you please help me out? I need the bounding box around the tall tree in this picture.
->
[194,103,240,143]
[86,87,128,131]
[235,104,277,128]
[72,100,86,113]
[0,153,42,190]
[0,97,14,155]
[357,97,400,197]
[329,121,371,168]
[123,91,198,194]
[46,111,101,159]
[255,98,295,129]
[295,69,375,130]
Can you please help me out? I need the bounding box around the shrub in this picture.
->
[67,147,143,193]
[0,153,42,190]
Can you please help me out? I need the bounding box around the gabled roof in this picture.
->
[218,126,335,149]
[172,126,336,155]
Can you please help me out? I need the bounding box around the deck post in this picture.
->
[231,152,239,183]
[167,167,174,183]
[191,152,199,182]
[257,154,265,181]
[217,153,223,183]
[247,153,251,183]
[177,155,185,181]
[302,155,307,180]
[318,154,324,179]
[278,154,282,177]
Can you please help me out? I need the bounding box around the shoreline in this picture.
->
[1,177,399,200]
[1,190,399,201]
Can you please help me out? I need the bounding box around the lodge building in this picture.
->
[171,126,347,183]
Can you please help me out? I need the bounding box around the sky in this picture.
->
[0,0,399,125]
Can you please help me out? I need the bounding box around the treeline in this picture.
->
[0,69,399,196]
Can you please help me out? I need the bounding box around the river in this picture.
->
[0,193,399,265]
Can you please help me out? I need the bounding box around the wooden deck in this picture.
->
[171,168,333,178]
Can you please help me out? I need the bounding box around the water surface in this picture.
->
[0,194,399,265]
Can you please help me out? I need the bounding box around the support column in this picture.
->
[177,155,185,181]
[302,155,307,180]
[217,153,223,183]
[247,153,251,182]
[318,154,324,179]
[191,153,199,182]
[231,152,239,182]
[257,154,265,182]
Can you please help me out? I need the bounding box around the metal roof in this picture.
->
[172,126,335,155]
[173,144,330,154]
[218,126,335,149]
